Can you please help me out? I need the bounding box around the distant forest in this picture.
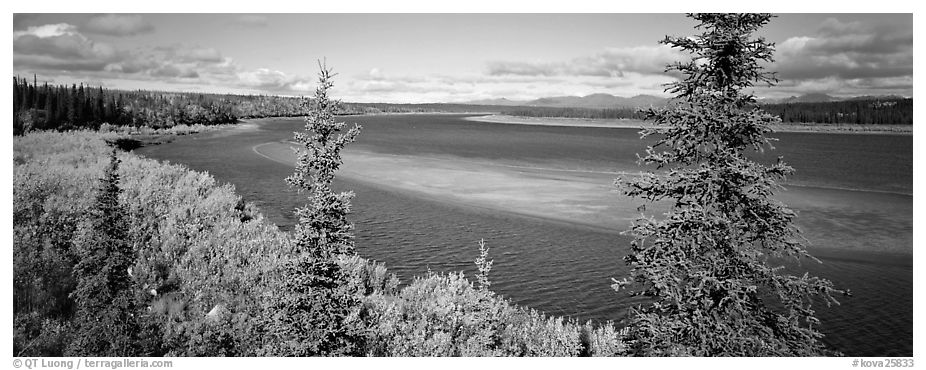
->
[505,98,914,125]
[507,107,646,120]
[13,76,913,136]
[762,99,913,125]
[12,76,507,135]
[12,76,312,135]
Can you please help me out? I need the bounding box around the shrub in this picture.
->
[14,131,293,356]
[361,242,626,357]
[13,131,111,356]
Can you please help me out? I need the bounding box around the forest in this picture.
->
[504,98,913,125]
[761,98,913,125]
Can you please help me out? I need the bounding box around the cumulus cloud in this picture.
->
[15,22,273,88]
[83,14,155,37]
[771,17,912,95]
[14,23,119,71]
[483,17,912,99]
[13,25,213,81]
[12,19,322,96]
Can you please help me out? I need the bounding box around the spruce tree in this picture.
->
[615,13,846,356]
[67,149,140,356]
[262,62,364,356]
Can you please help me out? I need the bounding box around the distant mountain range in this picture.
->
[463,93,909,109]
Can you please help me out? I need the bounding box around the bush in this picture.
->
[14,131,293,356]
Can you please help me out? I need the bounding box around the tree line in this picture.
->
[508,106,647,120]
[506,98,913,125]
[13,76,236,134]
[761,98,913,125]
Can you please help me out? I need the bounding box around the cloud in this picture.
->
[486,45,682,78]
[235,68,313,92]
[14,23,226,83]
[13,14,40,30]
[486,61,560,77]
[13,21,318,95]
[233,15,269,28]
[83,14,155,37]
[14,23,119,71]
[149,64,199,78]
[771,17,912,95]
[154,45,224,63]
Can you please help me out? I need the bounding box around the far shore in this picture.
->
[465,114,913,135]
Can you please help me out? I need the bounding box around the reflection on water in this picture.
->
[136,114,912,356]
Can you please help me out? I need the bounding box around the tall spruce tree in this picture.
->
[615,14,846,356]
[67,149,140,356]
[262,62,364,356]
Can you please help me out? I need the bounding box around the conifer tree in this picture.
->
[67,149,140,356]
[262,62,364,356]
[615,13,846,356]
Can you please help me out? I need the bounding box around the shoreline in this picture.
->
[464,114,913,135]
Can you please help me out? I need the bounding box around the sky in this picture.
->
[11,13,914,103]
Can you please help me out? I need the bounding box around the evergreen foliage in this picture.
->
[261,63,365,356]
[615,13,847,356]
[474,239,493,291]
[762,98,912,125]
[66,149,141,356]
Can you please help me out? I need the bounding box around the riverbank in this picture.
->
[465,114,914,134]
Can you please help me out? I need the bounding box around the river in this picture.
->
[136,114,912,356]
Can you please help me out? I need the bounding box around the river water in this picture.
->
[136,114,912,356]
